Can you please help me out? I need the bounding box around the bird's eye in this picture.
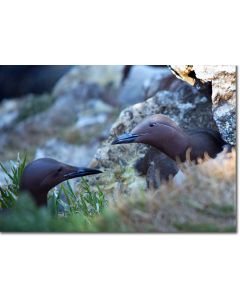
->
[57,167,63,172]
[149,122,157,127]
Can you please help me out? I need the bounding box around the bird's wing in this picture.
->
[185,128,226,148]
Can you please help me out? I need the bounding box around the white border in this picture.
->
[0,1,239,299]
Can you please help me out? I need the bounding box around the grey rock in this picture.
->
[53,65,124,100]
[213,103,236,145]
[170,65,236,145]
[87,87,215,197]
[75,114,107,129]
[195,65,236,145]
[0,100,19,130]
[75,99,113,128]
[118,66,172,106]
[0,90,115,159]
[35,138,99,167]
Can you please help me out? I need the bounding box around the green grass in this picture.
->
[0,194,92,232]
[0,155,108,231]
[0,152,236,233]
[48,178,107,218]
[0,154,27,208]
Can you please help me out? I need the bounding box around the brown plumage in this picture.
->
[112,114,225,162]
[20,158,102,206]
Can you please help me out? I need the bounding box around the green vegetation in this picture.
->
[49,179,107,218]
[196,203,235,219]
[0,154,27,208]
[0,153,237,233]
[173,223,236,233]
[16,94,55,122]
[0,155,108,232]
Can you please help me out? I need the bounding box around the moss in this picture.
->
[16,93,55,122]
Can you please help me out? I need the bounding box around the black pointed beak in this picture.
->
[111,133,139,145]
[64,167,102,179]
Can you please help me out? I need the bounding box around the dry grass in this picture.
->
[0,150,236,233]
[105,150,236,232]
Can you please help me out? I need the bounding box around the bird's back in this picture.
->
[186,128,225,160]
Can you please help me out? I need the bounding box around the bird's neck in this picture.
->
[158,130,190,162]
[33,192,48,207]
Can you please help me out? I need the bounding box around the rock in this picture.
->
[35,138,98,167]
[118,65,172,106]
[0,90,115,160]
[75,99,113,128]
[0,95,74,155]
[86,86,215,197]
[75,114,107,129]
[169,65,196,86]
[63,98,115,145]
[53,65,124,102]
[170,65,236,145]
[16,93,55,123]
[195,65,236,145]
[0,100,19,130]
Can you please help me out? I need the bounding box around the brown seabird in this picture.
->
[20,158,102,206]
[112,114,225,162]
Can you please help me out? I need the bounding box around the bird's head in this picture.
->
[20,158,102,205]
[112,114,189,160]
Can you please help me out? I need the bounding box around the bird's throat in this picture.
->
[33,192,48,207]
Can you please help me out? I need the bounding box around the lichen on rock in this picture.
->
[86,85,216,198]
[170,65,236,145]
[53,65,124,103]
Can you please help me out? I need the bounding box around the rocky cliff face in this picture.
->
[0,65,174,185]
[87,84,216,197]
[0,65,236,195]
[0,65,236,233]
[170,65,236,145]
[85,65,236,198]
